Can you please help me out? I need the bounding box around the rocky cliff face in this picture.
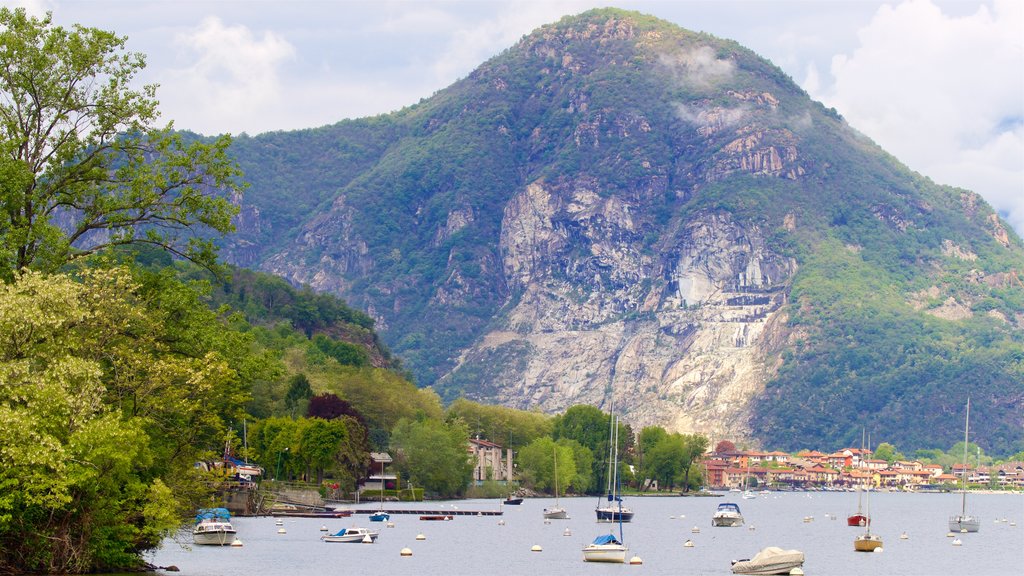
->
[449,176,797,439]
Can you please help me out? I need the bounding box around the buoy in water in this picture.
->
[531,544,543,552]
[873,547,884,553]
[629,556,643,565]
[320,525,328,531]
[386,521,396,528]
[400,547,413,557]
[952,538,962,546]
[691,526,700,533]
[362,534,373,544]
[683,539,694,548]
[543,519,551,525]
[748,525,756,531]
[900,532,908,540]
[416,533,426,541]
[230,538,243,547]
[277,527,286,534]
[275,519,283,525]
[946,532,955,537]
[563,528,572,536]
[498,519,505,526]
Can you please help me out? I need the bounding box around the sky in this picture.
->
[4,0,1023,235]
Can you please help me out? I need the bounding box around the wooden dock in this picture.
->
[348,508,503,516]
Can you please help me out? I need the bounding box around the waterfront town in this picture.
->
[465,437,1024,494]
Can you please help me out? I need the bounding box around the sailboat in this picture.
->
[595,413,634,523]
[369,456,389,522]
[583,414,628,563]
[949,398,980,533]
[848,428,869,527]
[854,433,882,552]
[742,456,757,500]
[543,445,568,520]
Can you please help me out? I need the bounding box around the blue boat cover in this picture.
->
[591,534,622,546]
[331,529,348,537]
[605,494,623,502]
[195,508,231,522]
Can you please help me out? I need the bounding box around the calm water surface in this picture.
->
[147,492,1024,575]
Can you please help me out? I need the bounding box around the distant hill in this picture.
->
[216,8,1024,455]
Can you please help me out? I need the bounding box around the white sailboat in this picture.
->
[583,414,628,563]
[742,457,757,500]
[949,398,980,533]
[543,445,568,520]
[595,412,634,523]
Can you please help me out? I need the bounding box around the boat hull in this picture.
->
[949,515,980,533]
[847,513,868,527]
[731,547,804,575]
[543,507,568,520]
[712,514,744,527]
[595,507,634,523]
[853,534,883,552]
[582,543,627,563]
[369,512,390,522]
[192,525,236,546]
[321,528,379,543]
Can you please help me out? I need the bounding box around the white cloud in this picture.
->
[162,16,295,134]
[808,0,1024,234]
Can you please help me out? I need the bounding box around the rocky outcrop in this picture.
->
[446,178,797,440]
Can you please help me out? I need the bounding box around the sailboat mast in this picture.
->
[612,415,624,544]
[961,398,971,516]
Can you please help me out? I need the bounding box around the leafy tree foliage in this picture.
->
[446,398,553,450]
[0,268,250,573]
[0,8,240,281]
[390,418,472,498]
[250,416,369,489]
[307,392,364,424]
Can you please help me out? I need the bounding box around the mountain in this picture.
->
[219,8,1024,454]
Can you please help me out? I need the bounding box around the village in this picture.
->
[699,446,1024,492]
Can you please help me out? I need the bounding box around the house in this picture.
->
[359,452,397,493]
[468,437,514,484]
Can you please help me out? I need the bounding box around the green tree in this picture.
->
[516,437,578,495]
[391,418,472,498]
[284,373,313,415]
[446,398,553,449]
[874,442,899,464]
[0,269,246,573]
[0,8,240,281]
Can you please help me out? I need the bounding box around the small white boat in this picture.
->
[320,526,379,543]
[192,508,236,546]
[731,546,805,575]
[582,533,627,563]
[712,502,744,527]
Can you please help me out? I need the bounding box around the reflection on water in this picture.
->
[147,492,1024,576]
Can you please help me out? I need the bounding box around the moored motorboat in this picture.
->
[731,546,805,575]
[369,512,390,522]
[712,502,745,527]
[320,526,379,543]
[192,508,236,546]
[504,496,524,505]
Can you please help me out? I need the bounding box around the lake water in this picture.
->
[147,492,1024,575]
